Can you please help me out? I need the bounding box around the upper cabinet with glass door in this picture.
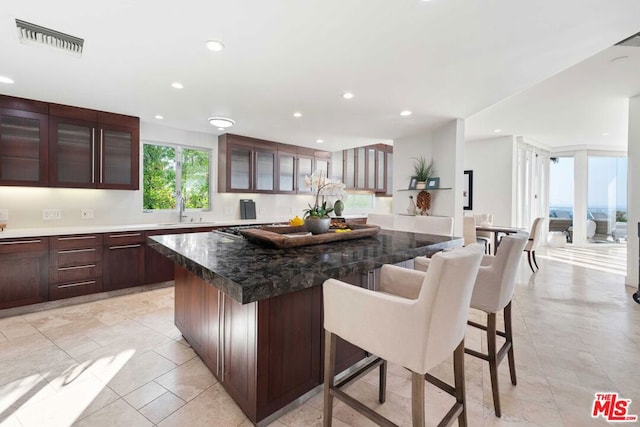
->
[0,95,49,187]
[218,134,276,193]
[48,105,139,190]
[339,144,392,195]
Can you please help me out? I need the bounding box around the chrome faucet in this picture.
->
[178,194,188,222]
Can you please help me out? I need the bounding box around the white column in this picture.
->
[572,150,588,246]
[626,96,640,288]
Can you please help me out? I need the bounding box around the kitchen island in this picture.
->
[150,229,462,425]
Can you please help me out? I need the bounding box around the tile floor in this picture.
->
[0,248,639,426]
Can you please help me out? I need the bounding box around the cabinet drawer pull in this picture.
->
[58,264,95,271]
[91,128,96,184]
[58,248,96,254]
[109,244,141,250]
[109,233,142,238]
[58,236,96,241]
[0,239,41,245]
[99,128,104,184]
[58,280,96,289]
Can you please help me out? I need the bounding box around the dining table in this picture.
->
[475,224,526,254]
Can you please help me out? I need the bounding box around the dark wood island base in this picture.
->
[174,265,366,425]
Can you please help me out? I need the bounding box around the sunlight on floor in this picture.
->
[538,243,627,276]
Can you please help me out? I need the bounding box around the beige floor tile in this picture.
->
[155,357,217,402]
[73,398,153,427]
[124,381,168,409]
[139,391,186,424]
[86,349,176,396]
[153,340,197,365]
[157,383,246,427]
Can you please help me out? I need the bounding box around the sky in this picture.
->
[549,156,627,211]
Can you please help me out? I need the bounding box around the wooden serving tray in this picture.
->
[240,223,381,248]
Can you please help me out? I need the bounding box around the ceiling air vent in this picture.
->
[615,32,640,47]
[15,19,84,56]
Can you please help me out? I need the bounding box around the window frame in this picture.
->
[142,140,212,212]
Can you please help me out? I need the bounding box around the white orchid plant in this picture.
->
[302,170,347,219]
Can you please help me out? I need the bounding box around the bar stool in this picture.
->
[323,244,484,427]
[415,234,528,417]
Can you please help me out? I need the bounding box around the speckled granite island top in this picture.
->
[149,229,462,304]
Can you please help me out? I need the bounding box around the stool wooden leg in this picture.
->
[527,251,535,273]
[532,250,539,270]
[411,371,425,427]
[379,360,387,403]
[323,332,337,427]
[504,302,517,386]
[487,313,502,417]
[453,340,467,427]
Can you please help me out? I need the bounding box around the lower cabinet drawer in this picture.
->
[50,262,102,284]
[49,278,103,300]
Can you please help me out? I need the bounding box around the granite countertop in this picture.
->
[150,230,462,304]
[0,215,369,240]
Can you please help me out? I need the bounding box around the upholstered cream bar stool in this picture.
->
[463,216,490,253]
[415,234,528,417]
[323,244,484,427]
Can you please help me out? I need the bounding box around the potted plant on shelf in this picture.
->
[303,170,346,234]
[412,156,435,190]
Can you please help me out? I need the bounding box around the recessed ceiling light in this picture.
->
[154,115,164,120]
[400,110,412,117]
[0,76,15,84]
[206,40,225,52]
[171,82,184,89]
[342,92,354,99]
[208,117,235,128]
[218,128,225,131]
[602,133,609,136]
[316,139,324,144]
[293,112,302,118]
[494,129,502,133]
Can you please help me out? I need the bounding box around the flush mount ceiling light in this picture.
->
[316,139,324,144]
[494,129,502,133]
[154,115,164,120]
[206,40,225,52]
[293,112,302,118]
[342,92,354,99]
[400,110,412,116]
[0,76,14,84]
[16,19,84,56]
[208,117,235,128]
[171,82,184,89]
[602,132,609,136]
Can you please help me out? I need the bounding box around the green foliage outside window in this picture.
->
[143,144,210,210]
[143,145,176,210]
[182,148,210,209]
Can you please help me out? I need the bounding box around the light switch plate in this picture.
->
[81,209,94,219]
[43,209,62,220]
[0,209,7,220]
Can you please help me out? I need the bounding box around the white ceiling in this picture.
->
[1,0,639,152]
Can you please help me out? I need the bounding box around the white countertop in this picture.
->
[0,215,368,240]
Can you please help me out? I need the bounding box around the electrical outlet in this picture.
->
[0,209,7,221]
[42,209,62,220]
[81,209,94,219]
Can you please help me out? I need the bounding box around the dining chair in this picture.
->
[414,234,528,417]
[524,217,544,272]
[323,244,484,427]
[464,216,490,253]
[474,213,493,253]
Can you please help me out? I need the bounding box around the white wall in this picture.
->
[0,123,391,229]
[464,136,516,226]
[626,95,639,289]
[391,131,433,215]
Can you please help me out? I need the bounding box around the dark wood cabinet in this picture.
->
[219,134,331,194]
[338,144,392,194]
[0,237,49,309]
[49,234,103,300]
[103,232,145,291]
[218,134,276,193]
[0,95,49,186]
[49,105,139,190]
